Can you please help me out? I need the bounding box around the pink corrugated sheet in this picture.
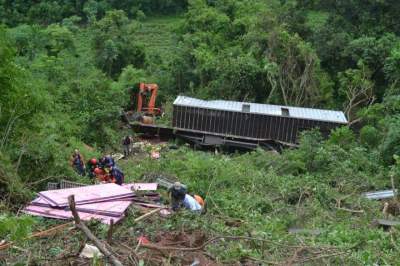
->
[23,205,124,224]
[72,200,132,217]
[31,197,132,217]
[39,183,133,207]
[24,183,162,224]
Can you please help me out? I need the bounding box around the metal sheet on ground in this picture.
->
[23,205,124,224]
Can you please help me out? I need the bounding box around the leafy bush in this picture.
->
[380,117,400,164]
[0,215,36,242]
[360,125,380,148]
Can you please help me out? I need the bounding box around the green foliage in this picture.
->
[168,0,334,106]
[380,116,400,165]
[44,24,75,56]
[327,126,356,149]
[360,125,380,148]
[0,0,187,26]
[0,215,35,242]
[92,10,145,77]
[384,44,400,84]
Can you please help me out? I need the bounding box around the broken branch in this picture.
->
[68,195,123,266]
[140,235,306,252]
[335,207,364,214]
[134,208,163,223]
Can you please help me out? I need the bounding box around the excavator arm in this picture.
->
[137,83,160,115]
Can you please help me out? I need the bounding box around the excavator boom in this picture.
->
[137,83,160,115]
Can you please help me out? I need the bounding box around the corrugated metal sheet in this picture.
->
[174,96,348,124]
[363,190,396,200]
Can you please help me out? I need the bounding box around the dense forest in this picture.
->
[2,0,400,264]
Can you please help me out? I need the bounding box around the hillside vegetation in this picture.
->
[1,0,400,265]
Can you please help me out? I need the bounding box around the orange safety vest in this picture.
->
[193,195,205,207]
[95,169,108,182]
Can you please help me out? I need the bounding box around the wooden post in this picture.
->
[107,219,114,244]
[68,195,123,266]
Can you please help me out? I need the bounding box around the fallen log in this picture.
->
[68,195,123,266]
[335,207,364,213]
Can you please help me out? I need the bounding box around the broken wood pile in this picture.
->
[22,182,161,224]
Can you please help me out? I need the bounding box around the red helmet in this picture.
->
[90,158,97,165]
[94,168,102,175]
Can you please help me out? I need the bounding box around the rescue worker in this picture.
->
[86,158,98,179]
[168,182,187,211]
[70,149,85,176]
[99,156,106,169]
[109,166,124,185]
[101,155,115,168]
[94,167,107,182]
[183,194,203,212]
[122,135,133,157]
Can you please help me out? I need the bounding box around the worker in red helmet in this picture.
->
[86,158,98,179]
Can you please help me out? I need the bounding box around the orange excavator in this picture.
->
[136,82,161,116]
[126,82,162,124]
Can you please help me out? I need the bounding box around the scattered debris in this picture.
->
[382,200,400,218]
[374,218,400,231]
[130,140,168,158]
[151,151,160,159]
[137,230,215,265]
[156,177,175,189]
[79,244,103,259]
[363,190,397,200]
[134,208,164,223]
[111,153,125,161]
[137,236,150,245]
[124,183,158,191]
[47,179,87,190]
[375,219,400,226]
[159,209,172,217]
[190,258,200,266]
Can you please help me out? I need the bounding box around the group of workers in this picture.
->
[71,150,204,213]
[70,149,125,185]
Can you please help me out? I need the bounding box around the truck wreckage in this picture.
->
[129,95,348,150]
